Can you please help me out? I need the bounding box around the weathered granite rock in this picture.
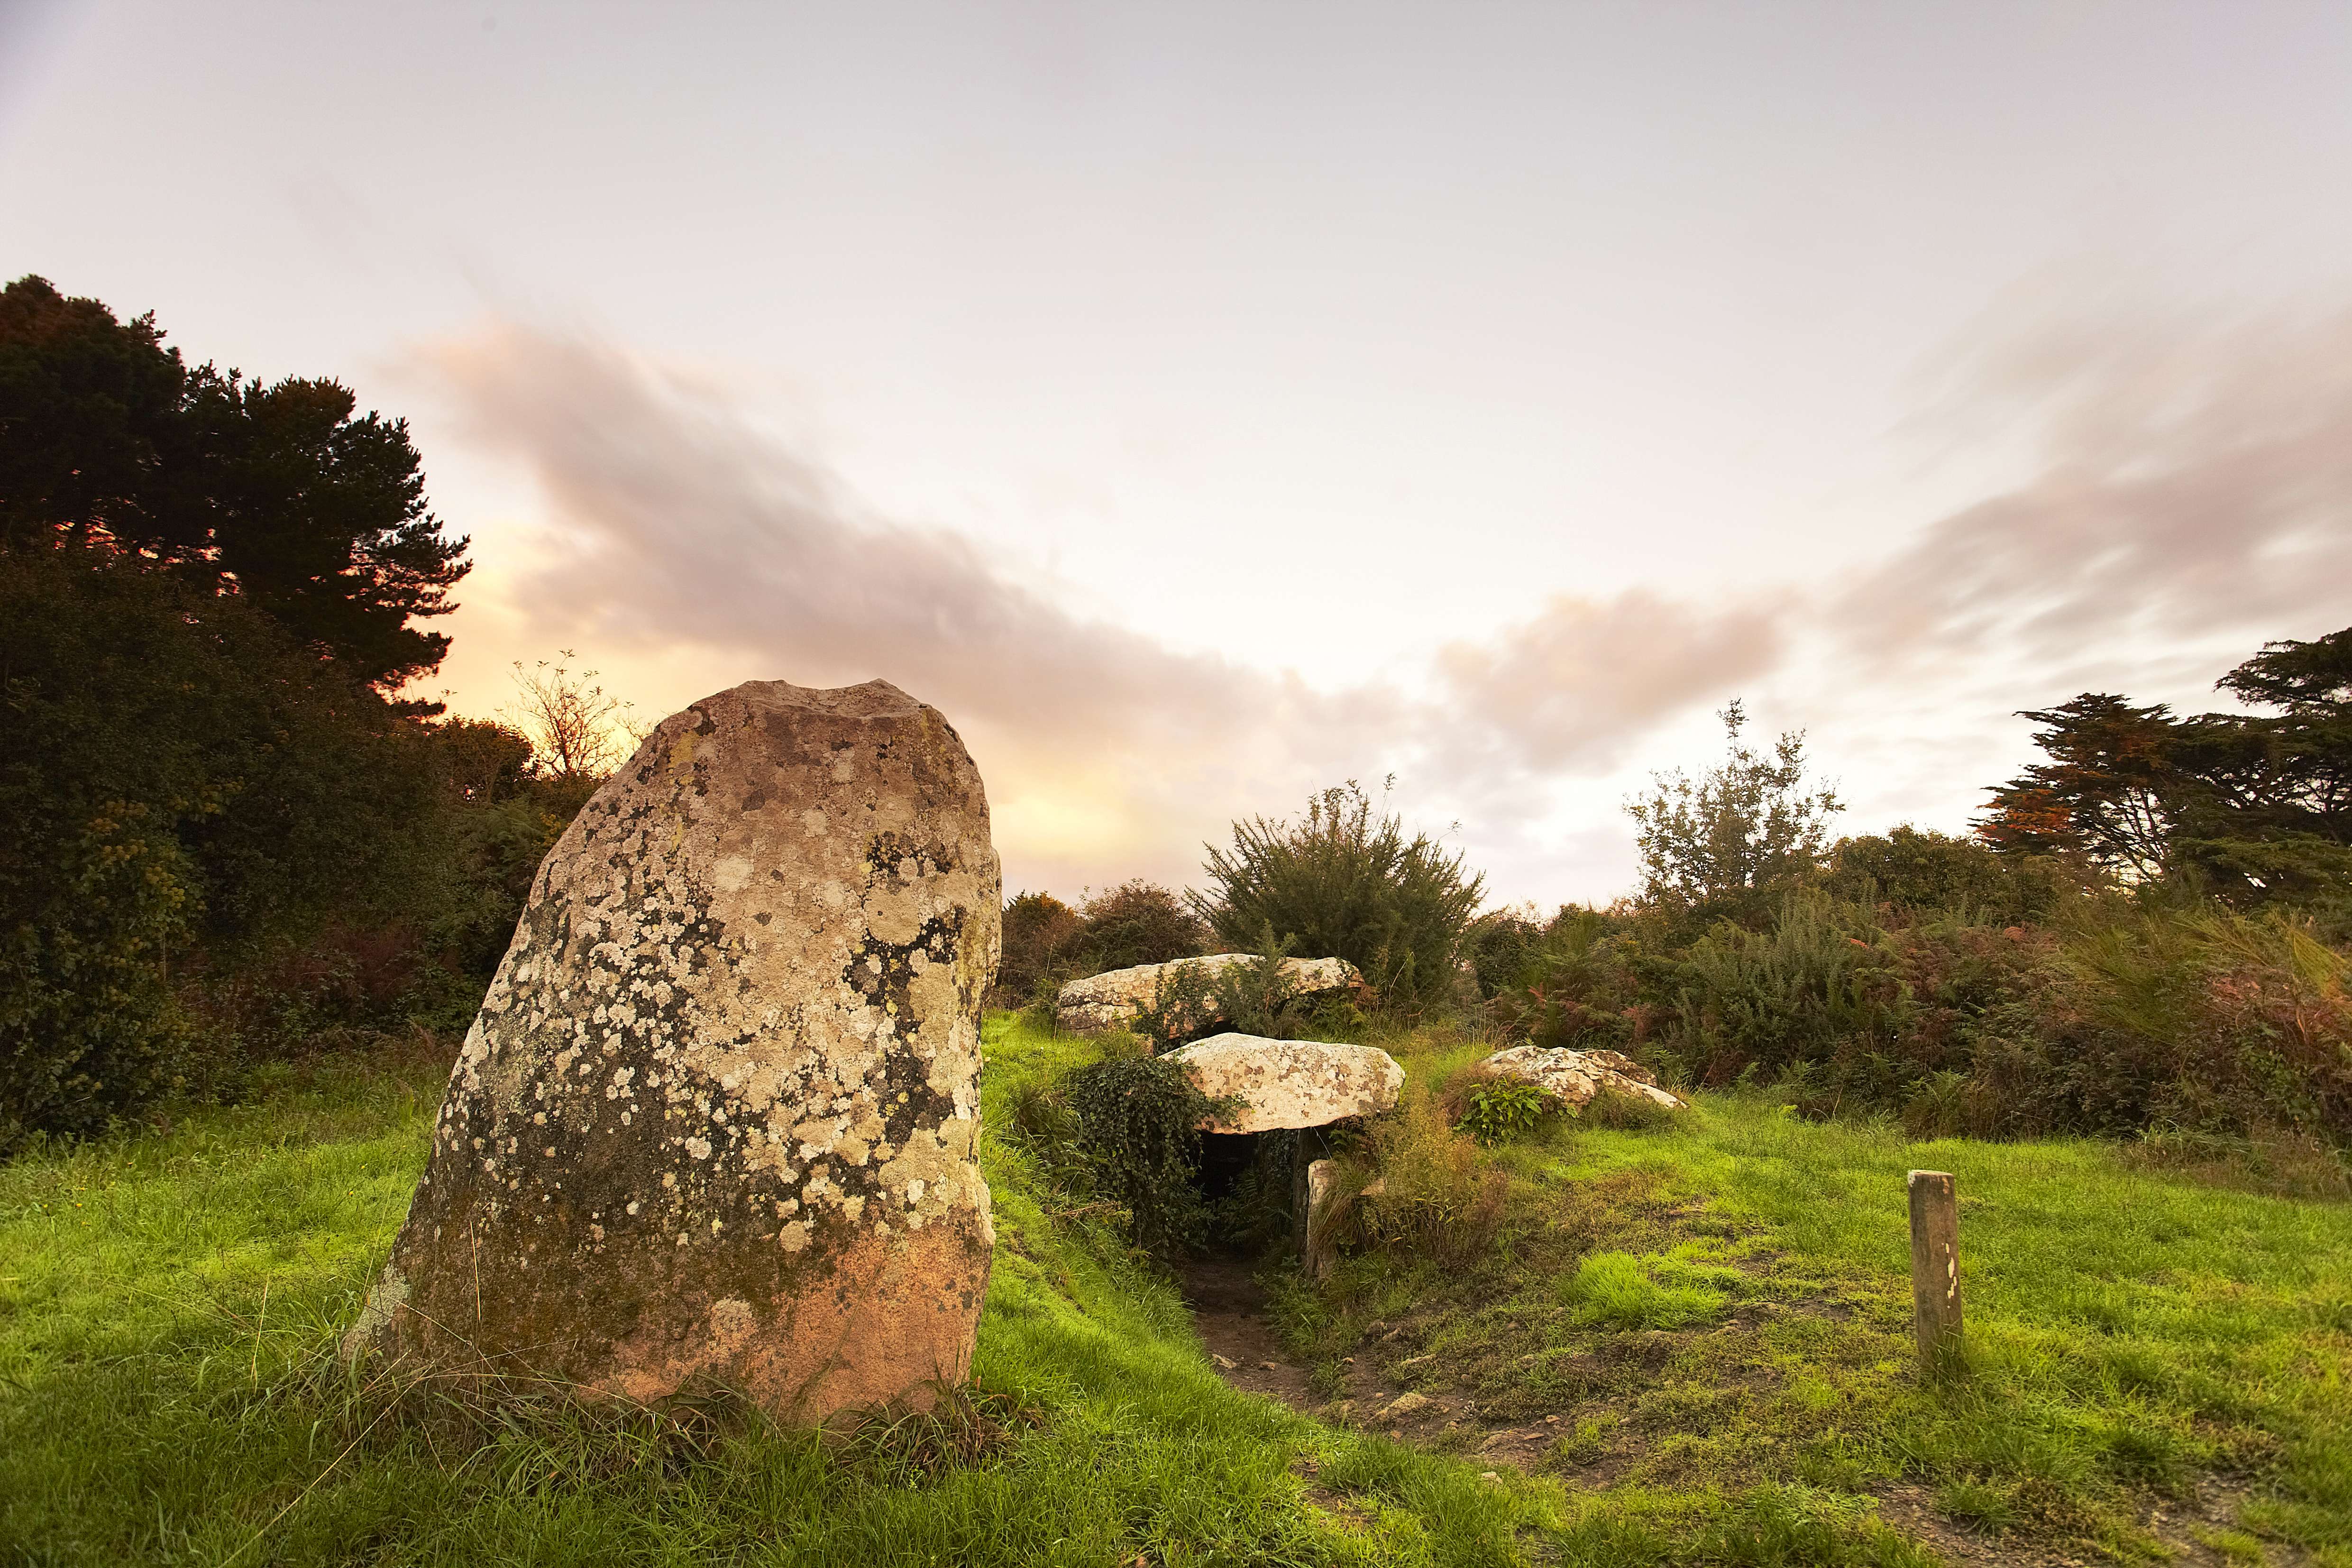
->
[1479,1045,1686,1111]
[1054,954,1362,1035]
[1165,1033,1404,1133]
[348,679,1001,1423]
[1302,1158,1341,1282]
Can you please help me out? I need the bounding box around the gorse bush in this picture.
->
[1197,779,1482,1011]
[1975,902,2352,1143]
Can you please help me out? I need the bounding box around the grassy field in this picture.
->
[1,1018,2346,1566]
[1275,1031,2352,1568]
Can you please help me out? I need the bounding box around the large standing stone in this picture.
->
[349,679,1000,1423]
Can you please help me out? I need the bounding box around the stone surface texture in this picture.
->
[1480,1045,1686,1111]
[1054,954,1361,1035]
[1164,1033,1404,1133]
[1302,1157,1341,1281]
[350,679,1000,1423]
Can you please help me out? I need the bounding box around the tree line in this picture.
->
[0,276,610,1150]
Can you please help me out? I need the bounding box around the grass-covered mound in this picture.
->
[0,1019,1550,1566]
[1278,1029,2352,1566]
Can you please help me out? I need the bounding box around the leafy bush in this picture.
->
[1197,780,1483,1012]
[994,882,1207,1009]
[996,891,1084,1005]
[1455,1080,1552,1146]
[0,545,449,1145]
[1061,1052,1229,1255]
[1818,825,2062,925]
[1070,880,1208,974]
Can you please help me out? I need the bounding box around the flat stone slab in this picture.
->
[1166,1033,1403,1133]
[1055,954,1360,1035]
[1479,1045,1686,1111]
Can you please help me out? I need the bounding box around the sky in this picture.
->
[5,1,2349,905]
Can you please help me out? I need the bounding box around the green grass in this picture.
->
[0,1021,1549,1566]
[1278,1030,2352,1566]
[8,1018,2347,1565]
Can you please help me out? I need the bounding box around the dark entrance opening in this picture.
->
[1189,1126,1338,1260]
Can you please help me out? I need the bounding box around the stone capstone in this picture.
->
[1054,954,1362,1035]
[1164,1034,1404,1133]
[1479,1045,1686,1111]
[348,679,1001,1423]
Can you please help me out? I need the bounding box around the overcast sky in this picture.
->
[6,1,2349,904]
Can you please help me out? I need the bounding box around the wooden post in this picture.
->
[1907,1169,1962,1370]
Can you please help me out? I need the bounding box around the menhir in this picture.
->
[348,679,1000,1422]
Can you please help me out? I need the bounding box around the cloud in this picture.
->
[1837,300,2352,686]
[413,293,2352,903]
[1433,590,1788,778]
[418,321,1764,891]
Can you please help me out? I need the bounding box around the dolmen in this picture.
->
[1478,1045,1686,1111]
[1164,1033,1403,1279]
[348,679,1000,1424]
[1055,953,1362,1036]
[1163,1033,1404,1132]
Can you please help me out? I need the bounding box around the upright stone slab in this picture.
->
[350,679,1000,1422]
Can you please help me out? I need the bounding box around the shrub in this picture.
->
[996,891,1084,1004]
[0,801,199,1149]
[1489,905,1646,1054]
[1061,1051,1229,1255]
[1819,825,2064,925]
[1354,1083,1508,1268]
[1125,934,1340,1050]
[1455,1080,1552,1146]
[1071,880,1208,974]
[1977,903,2352,1144]
[1664,890,1909,1091]
[0,545,441,1144]
[1197,780,1483,1012]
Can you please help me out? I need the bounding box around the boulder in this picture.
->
[1055,953,1361,1036]
[1164,1033,1404,1133]
[348,679,1000,1423]
[1479,1045,1685,1111]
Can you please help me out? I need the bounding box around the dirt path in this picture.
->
[1179,1258,1320,1408]
[1179,1258,1560,1469]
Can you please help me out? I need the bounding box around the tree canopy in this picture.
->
[0,275,468,693]
[1980,626,2352,902]
[1626,701,1843,928]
